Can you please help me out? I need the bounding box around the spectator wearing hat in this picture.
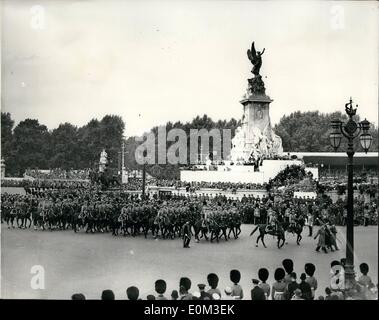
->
[282,259,294,285]
[197,284,212,300]
[304,263,318,299]
[171,290,179,300]
[126,286,140,300]
[223,287,234,300]
[299,273,312,300]
[285,272,299,300]
[357,263,374,299]
[179,277,193,300]
[357,263,373,288]
[291,289,304,300]
[272,268,286,300]
[71,293,86,300]
[101,289,115,300]
[230,269,243,299]
[329,261,344,299]
[258,268,270,299]
[207,273,222,298]
[155,279,168,300]
[251,279,266,300]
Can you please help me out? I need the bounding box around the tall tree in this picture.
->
[77,119,102,169]
[50,123,79,170]
[77,115,125,170]
[99,115,125,170]
[1,112,14,163]
[9,119,50,176]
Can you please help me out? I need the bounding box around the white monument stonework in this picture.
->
[230,92,283,163]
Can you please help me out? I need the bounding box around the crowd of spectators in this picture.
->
[319,168,378,184]
[70,259,377,300]
[24,168,89,180]
[151,179,267,191]
[318,181,378,198]
[1,178,90,189]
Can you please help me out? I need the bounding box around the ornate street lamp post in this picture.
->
[329,98,372,293]
[142,162,146,199]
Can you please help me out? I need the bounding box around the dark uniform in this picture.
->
[182,221,192,248]
[251,279,266,300]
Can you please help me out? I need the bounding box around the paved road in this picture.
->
[1,224,377,299]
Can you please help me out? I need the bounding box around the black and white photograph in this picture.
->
[0,0,378,306]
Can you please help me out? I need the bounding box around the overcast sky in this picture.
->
[1,0,378,136]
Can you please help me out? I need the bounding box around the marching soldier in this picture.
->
[182,221,192,248]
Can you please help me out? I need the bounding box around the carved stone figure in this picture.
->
[247,42,265,76]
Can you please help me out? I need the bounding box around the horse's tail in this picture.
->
[250,225,259,236]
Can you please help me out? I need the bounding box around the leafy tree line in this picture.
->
[1,113,124,177]
[123,114,241,179]
[1,111,377,178]
[274,111,378,153]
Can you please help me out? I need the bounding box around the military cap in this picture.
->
[330,260,340,268]
[71,293,86,300]
[224,286,232,294]
[282,259,294,274]
[230,269,241,284]
[101,289,115,300]
[155,279,167,294]
[126,286,140,300]
[171,290,179,299]
[359,263,369,274]
[207,273,219,289]
[258,268,269,282]
[179,277,192,291]
[274,268,285,281]
[304,263,316,276]
[197,284,206,290]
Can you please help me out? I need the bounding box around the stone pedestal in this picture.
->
[240,93,274,145]
[231,93,283,163]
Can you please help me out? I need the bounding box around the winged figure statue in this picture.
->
[247,42,265,76]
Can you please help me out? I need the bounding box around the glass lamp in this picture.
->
[360,133,372,153]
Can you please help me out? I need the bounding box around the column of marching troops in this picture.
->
[1,185,377,245]
[1,188,244,243]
